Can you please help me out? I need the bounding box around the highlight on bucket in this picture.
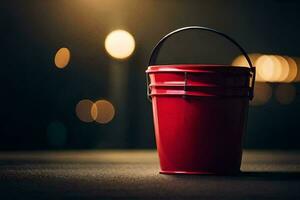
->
[146,26,256,175]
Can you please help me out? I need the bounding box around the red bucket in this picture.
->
[146,26,256,175]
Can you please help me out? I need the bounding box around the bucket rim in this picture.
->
[148,92,250,98]
[146,64,251,73]
[149,83,251,88]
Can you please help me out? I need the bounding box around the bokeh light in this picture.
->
[250,82,272,106]
[294,58,300,82]
[231,53,263,81]
[232,54,300,83]
[275,84,296,105]
[76,99,94,122]
[256,55,281,82]
[275,55,289,82]
[91,100,115,124]
[46,121,67,147]
[284,56,298,82]
[231,53,261,67]
[54,47,71,68]
[231,55,248,67]
[105,30,135,59]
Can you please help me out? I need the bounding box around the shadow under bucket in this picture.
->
[146,26,256,175]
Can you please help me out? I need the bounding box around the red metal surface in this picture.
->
[147,64,251,174]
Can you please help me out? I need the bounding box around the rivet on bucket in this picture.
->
[146,26,255,175]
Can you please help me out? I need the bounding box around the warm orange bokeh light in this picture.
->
[256,55,284,82]
[231,55,249,67]
[284,56,298,82]
[76,99,94,122]
[232,54,263,81]
[91,100,115,124]
[233,54,300,83]
[54,47,71,68]
[294,58,300,82]
[105,30,135,59]
[275,55,289,82]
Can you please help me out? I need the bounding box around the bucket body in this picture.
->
[147,64,252,174]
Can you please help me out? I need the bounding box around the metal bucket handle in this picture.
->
[147,26,256,101]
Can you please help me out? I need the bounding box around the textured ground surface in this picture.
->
[0,150,299,200]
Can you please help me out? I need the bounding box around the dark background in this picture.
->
[1,0,299,150]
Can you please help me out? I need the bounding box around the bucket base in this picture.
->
[160,170,241,175]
